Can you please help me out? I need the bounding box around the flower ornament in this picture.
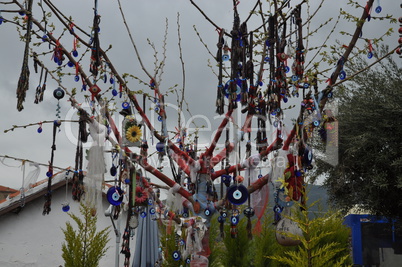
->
[126,125,142,143]
[135,186,148,204]
[276,177,289,195]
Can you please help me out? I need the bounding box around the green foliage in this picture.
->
[220,218,253,267]
[314,46,402,219]
[267,204,352,267]
[61,202,110,267]
[252,214,297,267]
[159,221,181,267]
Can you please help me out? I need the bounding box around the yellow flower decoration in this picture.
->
[126,125,142,143]
[276,177,289,195]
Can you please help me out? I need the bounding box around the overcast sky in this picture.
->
[0,0,399,190]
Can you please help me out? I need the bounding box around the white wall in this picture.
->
[0,187,130,267]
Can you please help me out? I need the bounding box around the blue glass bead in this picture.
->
[37,127,42,133]
[375,6,382,13]
[112,89,118,96]
[122,102,130,109]
[367,52,373,59]
[110,77,115,84]
[67,61,74,68]
[72,50,78,57]
[74,75,80,82]
[339,70,346,80]
[62,204,70,212]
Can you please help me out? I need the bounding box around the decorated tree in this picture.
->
[0,0,400,266]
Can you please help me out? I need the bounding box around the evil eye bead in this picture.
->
[53,88,65,100]
[231,215,239,225]
[285,66,290,73]
[148,198,153,205]
[172,251,181,261]
[291,75,298,82]
[42,34,48,41]
[37,127,43,133]
[158,115,163,122]
[283,97,288,103]
[339,70,346,80]
[140,211,147,218]
[313,120,320,127]
[273,121,279,128]
[0,17,4,25]
[367,52,373,59]
[274,205,283,213]
[112,89,118,96]
[264,56,270,62]
[110,77,115,84]
[106,186,124,206]
[221,211,228,218]
[67,61,74,68]
[375,6,382,13]
[204,208,211,216]
[149,207,156,215]
[258,174,263,179]
[178,239,185,246]
[72,50,78,57]
[122,102,130,109]
[182,211,189,218]
[185,258,191,264]
[74,75,80,82]
[222,54,230,61]
[156,142,165,152]
[62,204,70,212]
[82,84,87,91]
[46,171,53,178]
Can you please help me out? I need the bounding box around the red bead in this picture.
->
[396,48,402,55]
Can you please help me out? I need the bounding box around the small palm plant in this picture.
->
[61,201,110,267]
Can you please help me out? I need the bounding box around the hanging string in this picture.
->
[16,0,33,111]
[43,121,61,215]
[72,113,87,201]
[216,28,225,115]
[89,0,101,76]
[34,66,44,104]
[19,160,26,207]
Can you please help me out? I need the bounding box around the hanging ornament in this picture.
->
[37,122,43,133]
[106,186,124,206]
[375,0,382,13]
[53,87,65,120]
[172,250,181,261]
[227,184,248,205]
[89,84,101,101]
[74,62,80,82]
[222,41,230,61]
[122,115,142,147]
[367,39,374,59]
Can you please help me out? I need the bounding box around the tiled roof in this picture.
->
[0,169,73,216]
